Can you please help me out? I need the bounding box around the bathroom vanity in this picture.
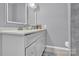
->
[0,29,46,56]
[0,3,46,56]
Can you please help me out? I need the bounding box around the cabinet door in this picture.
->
[2,34,25,56]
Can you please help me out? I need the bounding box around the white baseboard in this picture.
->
[45,45,71,56]
[46,45,77,56]
[46,45,70,51]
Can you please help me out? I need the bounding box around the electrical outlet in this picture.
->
[65,41,70,48]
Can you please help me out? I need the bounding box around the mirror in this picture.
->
[7,3,27,24]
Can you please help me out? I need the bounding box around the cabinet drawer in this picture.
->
[26,35,45,56]
[24,32,42,47]
[26,40,37,56]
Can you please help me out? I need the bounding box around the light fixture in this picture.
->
[28,3,40,25]
[28,3,37,9]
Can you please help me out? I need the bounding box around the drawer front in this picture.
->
[26,31,46,56]
[26,47,37,56]
[26,36,45,56]
[36,32,46,55]
[26,40,37,56]
[24,32,43,47]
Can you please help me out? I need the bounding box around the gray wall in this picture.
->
[36,3,69,47]
[0,3,69,48]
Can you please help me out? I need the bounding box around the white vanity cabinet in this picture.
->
[1,30,46,56]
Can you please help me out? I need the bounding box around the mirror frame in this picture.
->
[6,3,28,25]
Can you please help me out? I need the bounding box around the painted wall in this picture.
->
[36,3,69,47]
[28,3,69,47]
